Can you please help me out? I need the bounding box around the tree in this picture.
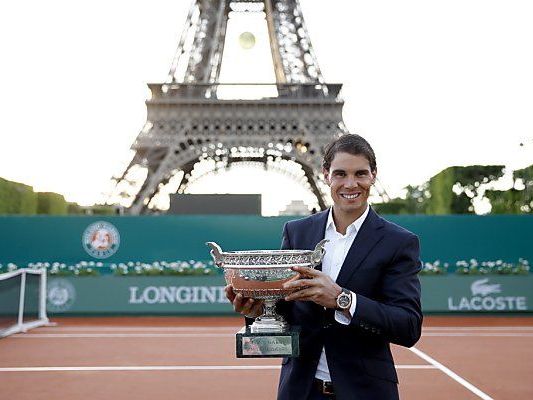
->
[375,165,505,215]
[426,165,504,214]
[373,184,428,214]
[485,189,524,214]
[486,164,533,213]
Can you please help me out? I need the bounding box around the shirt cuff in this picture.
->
[334,291,357,325]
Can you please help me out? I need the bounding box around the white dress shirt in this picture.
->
[314,205,370,382]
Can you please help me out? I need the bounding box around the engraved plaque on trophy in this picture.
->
[206,240,327,358]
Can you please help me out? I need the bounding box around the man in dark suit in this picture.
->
[226,134,422,399]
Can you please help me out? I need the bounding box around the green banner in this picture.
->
[1,275,531,316]
[1,215,532,266]
[45,275,231,315]
[32,275,532,315]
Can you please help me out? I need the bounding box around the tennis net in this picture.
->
[0,268,50,338]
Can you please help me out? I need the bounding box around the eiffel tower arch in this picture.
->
[112,0,351,215]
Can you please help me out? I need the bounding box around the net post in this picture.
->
[39,269,49,321]
[17,270,27,330]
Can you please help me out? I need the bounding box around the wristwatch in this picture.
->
[335,288,352,311]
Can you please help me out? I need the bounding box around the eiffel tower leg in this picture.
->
[115,152,142,183]
[299,162,327,211]
[176,158,198,194]
[128,147,207,214]
[129,147,183,214]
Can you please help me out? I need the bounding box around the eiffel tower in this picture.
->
[112,0,351,214]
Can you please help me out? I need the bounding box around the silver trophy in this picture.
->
[206,240,327,357]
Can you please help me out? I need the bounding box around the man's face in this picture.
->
[323,152,375,216]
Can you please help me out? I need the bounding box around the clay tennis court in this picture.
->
[1,316,532,399]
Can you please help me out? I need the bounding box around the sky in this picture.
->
[0,0,532,215]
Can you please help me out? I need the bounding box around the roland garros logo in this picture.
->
[82,221,120,259]
[47,279,76,312]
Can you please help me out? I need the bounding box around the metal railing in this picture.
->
[147,83,343,101]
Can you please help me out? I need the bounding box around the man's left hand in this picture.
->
[283,266,342,309]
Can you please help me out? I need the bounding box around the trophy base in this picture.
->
[250,316,288,333]
[236,326,299,358]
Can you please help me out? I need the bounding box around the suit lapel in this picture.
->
[308,210,329,271]
[335,207,385,287]
[306,209,329,250]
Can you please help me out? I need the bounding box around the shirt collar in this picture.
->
[326,205,370,236]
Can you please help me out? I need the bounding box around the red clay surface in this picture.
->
[1,316,532,399]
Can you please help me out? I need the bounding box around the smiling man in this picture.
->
[227,134,423,400]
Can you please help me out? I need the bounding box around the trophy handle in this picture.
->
[311,239,328,267]
[206,242,224,268]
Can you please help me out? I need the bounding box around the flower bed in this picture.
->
[2,258,530,277]
[420,258,530,276]
[0,260,220,277]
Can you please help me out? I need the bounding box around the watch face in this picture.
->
[337,293,351,309]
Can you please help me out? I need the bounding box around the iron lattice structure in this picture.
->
[113,0,351,214]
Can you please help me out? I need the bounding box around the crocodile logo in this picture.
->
[471,278,501,297]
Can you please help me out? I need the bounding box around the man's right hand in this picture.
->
[225,285,264,318]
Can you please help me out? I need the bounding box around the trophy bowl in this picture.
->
[206,240,327,333]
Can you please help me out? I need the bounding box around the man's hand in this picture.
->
[283,266,342,309]
[225,285,264,318]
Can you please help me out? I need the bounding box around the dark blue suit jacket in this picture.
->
[277,207,422,400]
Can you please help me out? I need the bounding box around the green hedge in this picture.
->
[67,202,83,214]
[0,177,37,214]
[66,203,115,215]
[37,192,68,215]
[0,177,95,215]
[89,205,116,215]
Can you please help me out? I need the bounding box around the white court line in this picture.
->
[409,347,494,400]
[0,364,437,372]
[423,327,533,331]
[12,333,234,338]
[0,365,280,372]
[34,326,240,332]
[12,332,533,338]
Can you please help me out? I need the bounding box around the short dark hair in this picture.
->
[322,134,377,172]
